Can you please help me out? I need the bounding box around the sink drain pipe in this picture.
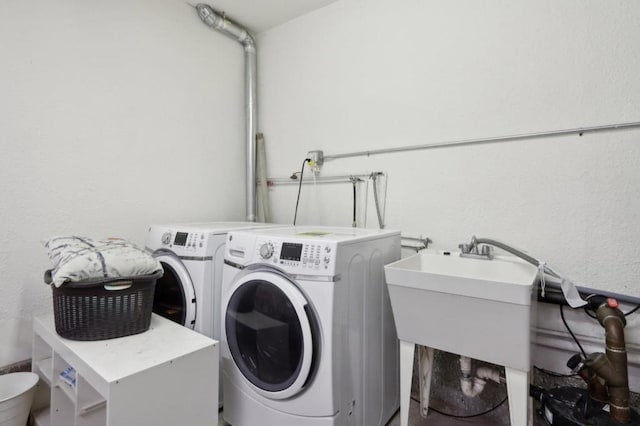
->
[196,4,258,221]
[459,356,503,397]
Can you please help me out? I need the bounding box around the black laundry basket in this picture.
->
[46,271,162,341]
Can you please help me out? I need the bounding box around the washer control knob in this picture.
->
[259,243,274,259]
[324,256,331,264]
[161,232,172,245]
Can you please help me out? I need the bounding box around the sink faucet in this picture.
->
[458,236,493,260]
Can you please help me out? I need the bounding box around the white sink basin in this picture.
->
[385,250,539,305]
[384,250,539,370]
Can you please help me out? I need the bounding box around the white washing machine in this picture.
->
[144,222,280,340]
[220,226,401,426]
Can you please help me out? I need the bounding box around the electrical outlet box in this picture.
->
[307,150,324,167]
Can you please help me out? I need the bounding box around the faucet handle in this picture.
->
[458,241,493,260]
[458,243,472,254]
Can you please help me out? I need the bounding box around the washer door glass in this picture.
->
[153,253,196,328]
[225,272,316,400]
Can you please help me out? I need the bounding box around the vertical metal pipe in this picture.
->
[244,37,257,222]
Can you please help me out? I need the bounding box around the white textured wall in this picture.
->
[0,0,246,366]
[257,0,640,383]
[258,0,640,295]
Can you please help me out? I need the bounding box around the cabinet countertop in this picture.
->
[34,314,218,384]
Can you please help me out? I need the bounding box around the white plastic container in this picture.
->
[0,372,39,426]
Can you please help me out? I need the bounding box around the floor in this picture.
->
[217,350,535,426]
[385,397,512,426]
[219,397,516,425]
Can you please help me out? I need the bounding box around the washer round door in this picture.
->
[152,252,196,328]
[224,271,318,400]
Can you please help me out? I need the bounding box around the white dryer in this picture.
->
[144,222,279,341]
[221,226,401,426]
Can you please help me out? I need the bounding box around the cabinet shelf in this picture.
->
[34,357,53,385]
[32,314,219,426]
[78,400,107,416]
[55,378,76,403]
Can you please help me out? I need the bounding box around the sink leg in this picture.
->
[399,340,415,426]
[418,345,434,418]
[505,367,531,426]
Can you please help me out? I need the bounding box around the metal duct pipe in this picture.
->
[576,365,610,403]
[196,4,258,221]
[584,301,631,423]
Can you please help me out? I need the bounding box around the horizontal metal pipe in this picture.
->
[263,172,382,186]
[323,121,640,161]
[401,236,431,243]
[196,4,253,44]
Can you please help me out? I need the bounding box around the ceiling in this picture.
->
[188,0,338,33]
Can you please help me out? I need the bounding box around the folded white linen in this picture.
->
[45,236,162,287]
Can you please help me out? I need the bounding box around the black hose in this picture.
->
[560,304,587,358]
[352,180,357,227]
[292,158,310,226]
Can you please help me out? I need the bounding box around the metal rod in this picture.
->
[401,235,432,252]
[402,235,432,245]
[323,121,640,161]
[264,172,383,186]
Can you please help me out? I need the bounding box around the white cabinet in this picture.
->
[31,314,219,426]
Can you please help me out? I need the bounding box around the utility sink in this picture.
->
[384,249,539,370]
[385,249,540,426]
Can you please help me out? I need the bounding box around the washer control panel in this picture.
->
[169,231,205,251]
[255,238,337,274]
[151,229,207,255]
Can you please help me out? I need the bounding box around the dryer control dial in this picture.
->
[161,232,172,245]
[259,243,274,259]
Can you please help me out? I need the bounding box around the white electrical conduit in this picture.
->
[321,121,640,161]
[256,133,270,222]
[196,4,258,221]
[459,356,503,398]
